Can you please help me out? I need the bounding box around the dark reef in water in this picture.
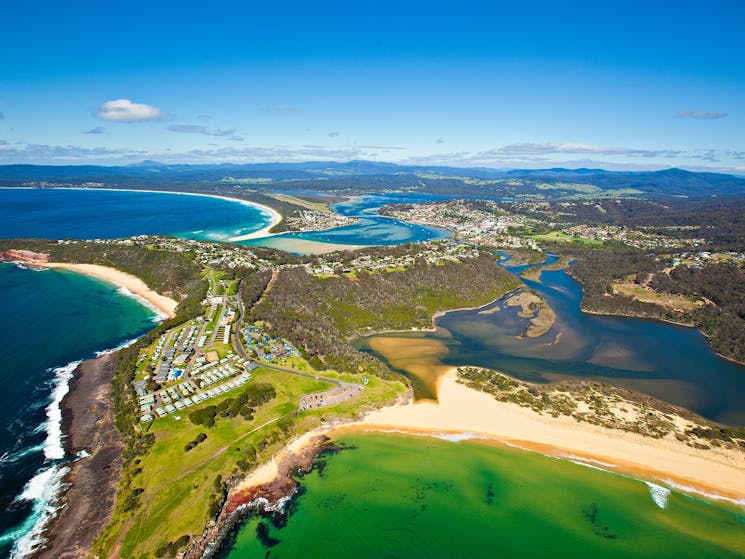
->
[196,439,356,559]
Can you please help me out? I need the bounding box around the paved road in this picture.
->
[232,277,350,393]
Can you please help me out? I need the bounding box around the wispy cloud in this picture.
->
[675,110,728,120]
[436,138,445,144]
[487,142,682,159]
[355,144,405,151]
[1,139,742,173]
[328,131,340,138]
[0,142,401,165]
[84,126,105,135]
[167,124,237,137]
[0,142,148,163]
[0,112,4,120]
[96,99,166,122]
[261,105,304,113]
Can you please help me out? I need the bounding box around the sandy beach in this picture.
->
[45,263,178,319]
[1,250,178,319]
[233,369,745,507]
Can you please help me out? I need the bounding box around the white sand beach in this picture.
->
[234,369,745,506]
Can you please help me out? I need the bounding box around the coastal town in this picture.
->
[132,270,366,424]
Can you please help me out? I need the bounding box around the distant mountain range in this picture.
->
[1,161,744,200]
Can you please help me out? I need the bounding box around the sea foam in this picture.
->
[3,464,70,558]
[115,285,168,322]
[645,482,671,509]
[44,361,80,461]
[7,344,136,556]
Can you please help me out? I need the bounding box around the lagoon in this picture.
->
[359,257,745,425]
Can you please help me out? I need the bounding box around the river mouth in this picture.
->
[361,335,453,401]
[359,258,745,425]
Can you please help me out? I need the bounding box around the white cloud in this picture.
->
[0,138,741,172]
[167,124,237,137]
[675,110,728,120]
[96,99,166,122]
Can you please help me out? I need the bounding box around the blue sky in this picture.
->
[1,0,743,171]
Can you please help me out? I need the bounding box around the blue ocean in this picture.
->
[0,188,271,242]
[0,187,273,557]
[0,264,156,557]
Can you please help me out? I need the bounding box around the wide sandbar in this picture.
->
[247,236,369,255]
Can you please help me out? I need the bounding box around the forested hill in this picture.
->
[565,247,745,364]
[2,162,745,200]
[245,252,520,376]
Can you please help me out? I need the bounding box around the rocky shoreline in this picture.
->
[184,434,333,559]
[31,354,124,559]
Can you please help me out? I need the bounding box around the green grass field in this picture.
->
[531,230,603,246]
[93,365,405,558]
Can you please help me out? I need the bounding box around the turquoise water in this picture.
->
[225,433,745,558]
[0,264,156,557]
[245,193,453,250]
[0,188,270,242]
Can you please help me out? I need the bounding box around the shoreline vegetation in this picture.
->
[513,253,745,368]
[1,237,743,557]
[559,246,745,365]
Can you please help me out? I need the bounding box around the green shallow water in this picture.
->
[225,433,745,558]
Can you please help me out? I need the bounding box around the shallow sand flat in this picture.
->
[366,336,451,397]
[248,236,369,255]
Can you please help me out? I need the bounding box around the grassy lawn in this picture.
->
[94,366,406,558]
[226,279,239,296]
[611,281,703,312]
[531,230,603,246]
[267,193,331,213]
[210,341,233,359]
